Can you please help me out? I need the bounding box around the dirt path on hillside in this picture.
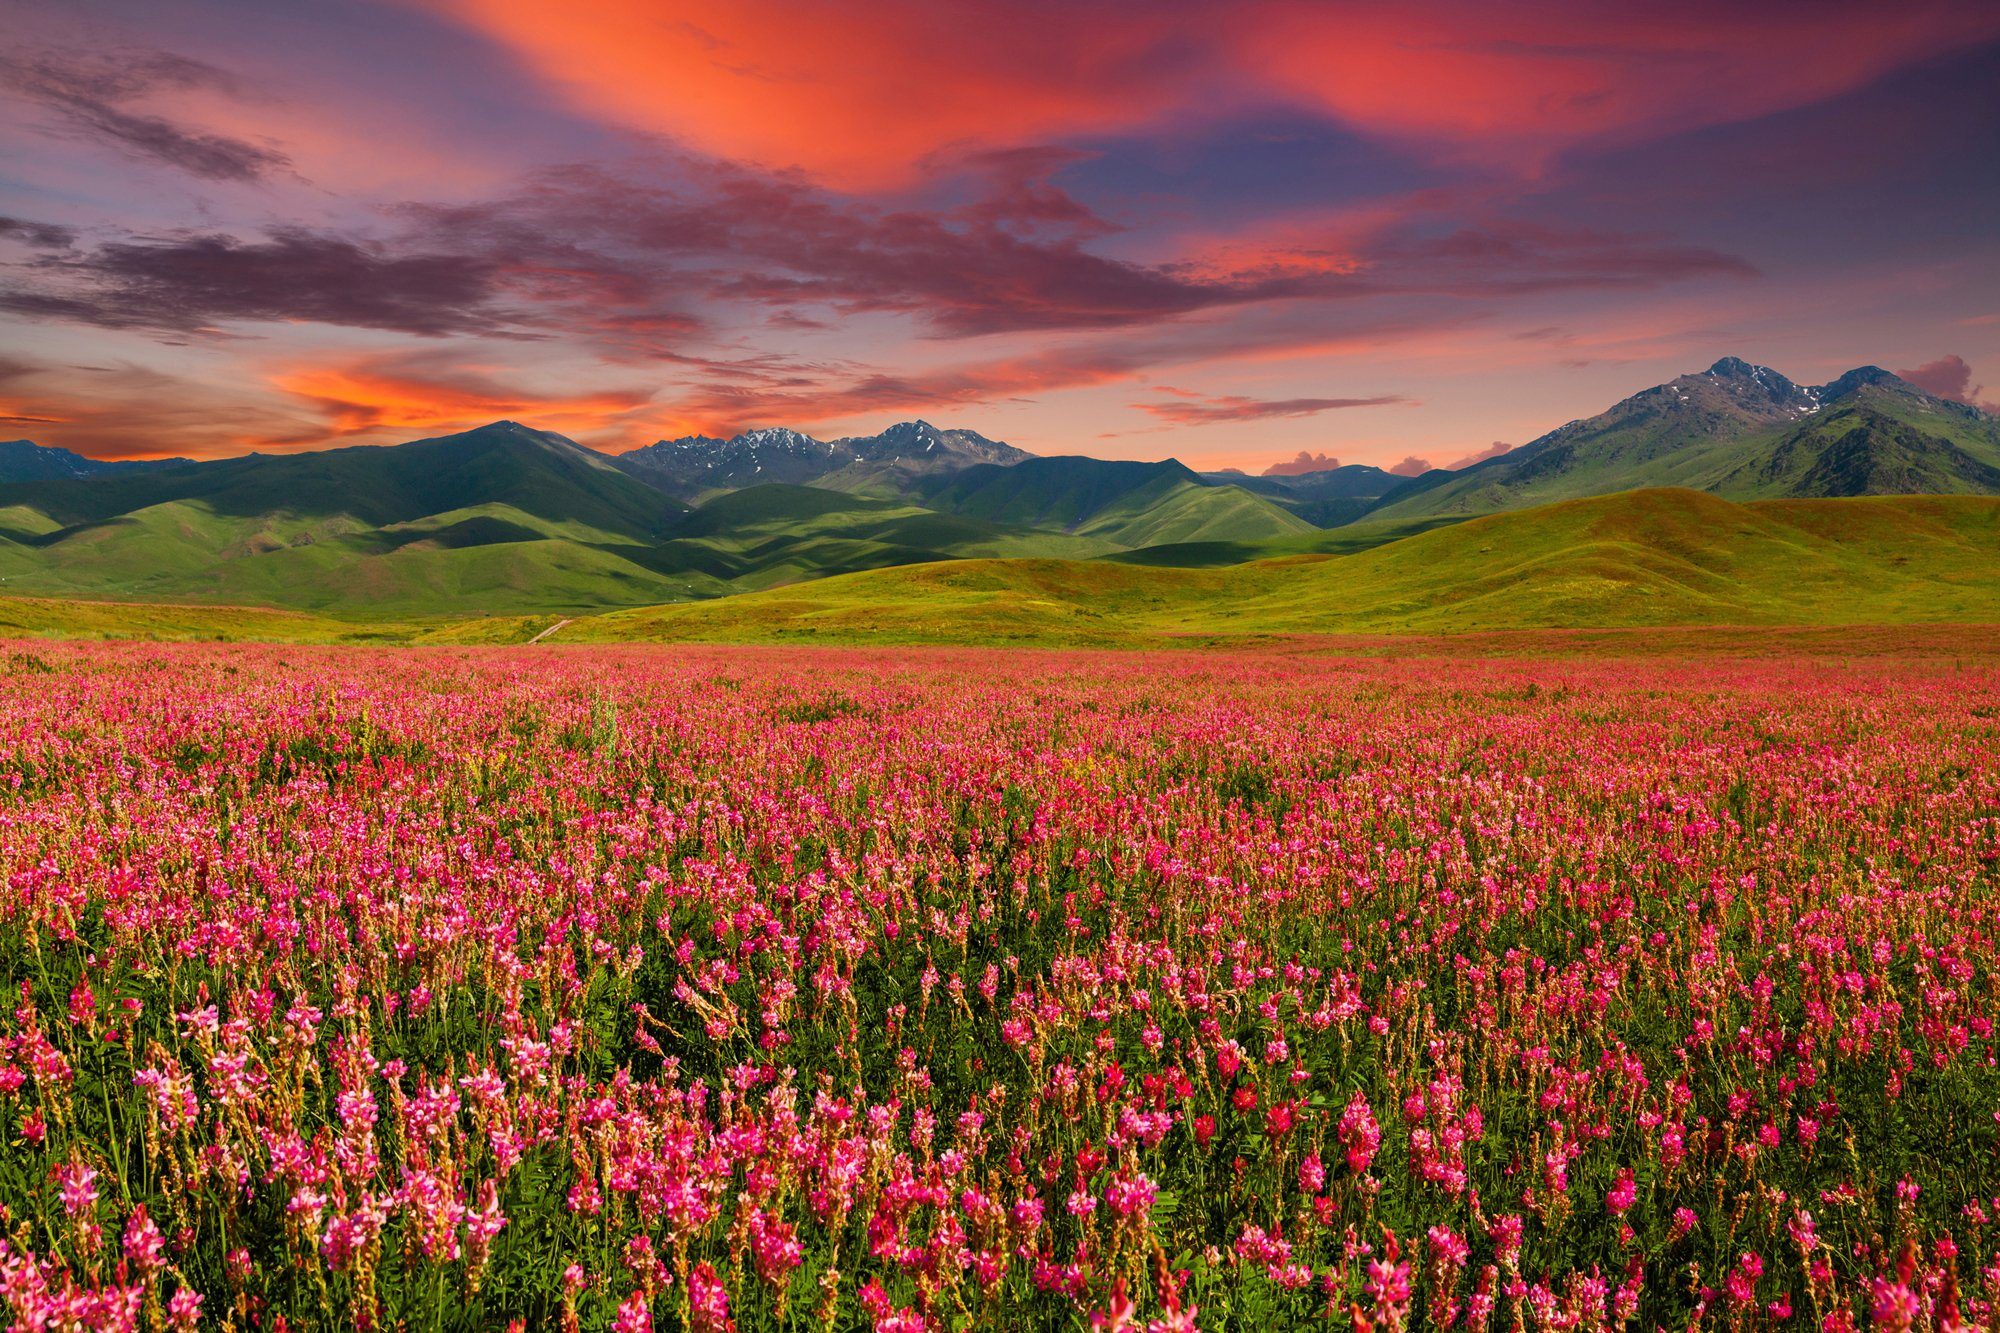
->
[527,618,572,644]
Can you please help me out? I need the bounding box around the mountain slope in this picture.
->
[1369,359,2000,521]
[923,456,1313,545]
[560,489,2000,645]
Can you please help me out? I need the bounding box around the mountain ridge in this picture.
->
[1367,358,2000,521]
[0,438,196,484]
[613,419,1030,500]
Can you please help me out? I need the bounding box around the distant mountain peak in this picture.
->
[612,418,1030,499]
[1688,357,1812,411]
[0,437,195,483]
[1816,365,1905,401]
[736,426,824,447]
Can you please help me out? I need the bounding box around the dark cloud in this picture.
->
[0,227,509,337]
[0,217,77,249]
[1136,389,1406,427]
[1264,450,1344,475]
[1,132,1761,366]
[1,48,290,183]
[396,154,1759,353]
[662,347,1146,431]
[1353,218,1758,296]
[411,156,1323,341]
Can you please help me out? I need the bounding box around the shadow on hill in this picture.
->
[0,425,684,542]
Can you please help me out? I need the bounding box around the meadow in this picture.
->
[0,638,1996,1330]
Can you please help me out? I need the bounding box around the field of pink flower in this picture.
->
[1,640,1997,1331]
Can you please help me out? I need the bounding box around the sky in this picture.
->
[1,0,1997,474]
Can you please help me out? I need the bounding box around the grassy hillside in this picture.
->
[0,423,701,617]
[924,457,1313,545]
[1101,514,1470,567]
[644,484,1116,592]
[0,422,680,537]
[0,431,1303,617]
[555,490,2000,645]
[0,594,406,643]
[3,492,1984,648]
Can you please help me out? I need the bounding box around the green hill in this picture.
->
[0,421,679,538]
[646,484,1113,592]
[0,426,1315,617]
[556,489,2000,645]
[0,422,699,616]
[922,456,1313,546]
[1099,514,1470,568]
[1205,463,1415,527]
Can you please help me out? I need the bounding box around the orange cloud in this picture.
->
[1237,5,2000,165]
[0,355,301,460]
[270,356,661,447]
[420,1,2000,187]
[422,0,1195,189]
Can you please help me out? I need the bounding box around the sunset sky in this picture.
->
[2,0,1997,473]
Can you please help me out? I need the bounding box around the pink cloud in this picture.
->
[1387,455,1435,477]
[1134,389,1405,428]
[1264,450,1343,476]
[1895,355,1998,412]
[1446,440,1514,469]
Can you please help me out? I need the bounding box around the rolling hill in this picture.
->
[921,456,1314,546]
[555,489,2000,645]
[642,483,1115,593]
[0,422,696,615]
[1207,463,1418,526]
[0,423,1278,616]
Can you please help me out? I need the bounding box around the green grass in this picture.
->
[0,478,1120,617]
[556,489,2000,645]
[0,593,408,642]
[1100,514,1470,567]
[8,489,1999,649]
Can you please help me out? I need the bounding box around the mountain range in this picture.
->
[0,357,1993,621]
[1368,358,2000,521]
[611,420,1029,501]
